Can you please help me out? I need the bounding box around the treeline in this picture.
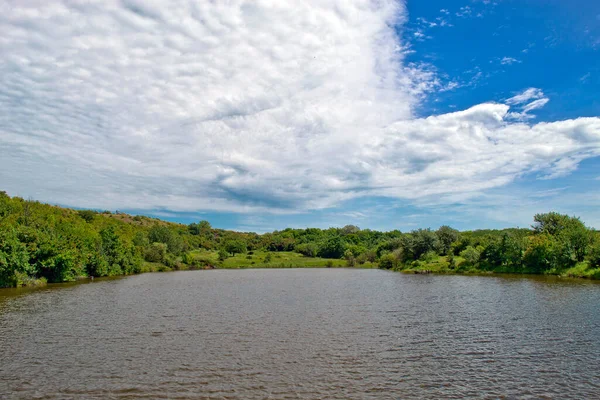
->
[1,191,599,287]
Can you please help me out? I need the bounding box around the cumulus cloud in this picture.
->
[0,0,599,215]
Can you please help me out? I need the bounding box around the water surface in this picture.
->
[1,269,599,399]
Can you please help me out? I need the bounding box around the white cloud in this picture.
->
[505,88,550,121]
[456,6,472,17]
[506,88,545,105]
[500,56,521,65]
[580,72,591,83]
[0,0,599,216]
[522,98,549,113]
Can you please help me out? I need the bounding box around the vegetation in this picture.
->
[1,191,599,287]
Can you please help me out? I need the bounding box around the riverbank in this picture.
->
[395,255,600,280]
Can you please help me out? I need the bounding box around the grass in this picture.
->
[396,255,600,280]
[188,250,349,269]
[562,261,600,280]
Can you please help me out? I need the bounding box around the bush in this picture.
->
[296,243,318,257]
[460,246,480,266]
[144,242,167,263]
[77,210,96,223]
[264,252,272,263]
[224,239,247,256]
[379,253,399,270]
[589,244,600,269]
[447,252,456,270]
[218,248,229,261]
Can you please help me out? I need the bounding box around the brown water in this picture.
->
[1,269,599,399]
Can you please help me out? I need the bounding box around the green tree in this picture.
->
[460,246,480,266]
[296,242,318,257]
[224,239,246,256]
[148,225,184,255]
[144,242,167,263]
[0,229,31,287]
[218,248,229,261]
[523,234,555,273]
[341,225,360,235]
[318,236,345,259]
[77,209,96,223]
[588,243,600,269]
[436,226,460,255]
[411,229,441,260]
[379,253,399,270]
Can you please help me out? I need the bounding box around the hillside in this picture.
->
[1,191,599,287]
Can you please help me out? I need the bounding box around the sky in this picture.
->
[0,0,599,232]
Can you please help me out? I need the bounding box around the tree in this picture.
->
[296,243,318,257]
[218,248,229,261]
[0,229,31,287]
[341,225,360,235]
[436,226,460,255]
[411,229,441,260]
[589,244,600,269]
[133,231,149,247]
[460,246,480,266]
[318,236,345,259]
[533,212,571,235]
[379,253,399,270]
[344,249,356,267]
[77,210,96,223]
[148,225,184,255]
[189,220,212,235]
[447,252,456,269]
[144,242,167,263]
[224,239,246,256]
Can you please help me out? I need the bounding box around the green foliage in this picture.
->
[0,192,598,287]
[589,244,600,269]
[145,243,167,264]
[523,234,555,273]
[133,231,149,247]
[0,229,31,287]
[318,236,346,259]
[188,220,212,235]
[460,246,480,266]
[218,248,229,261]
[378,253,399,270]
[341,225,360,235]
[447,252,456,270]
[77,209,97,223]
[224,239,247,256]
[296,242,319,257]
[436,226,460,255]
[148,225,184,255]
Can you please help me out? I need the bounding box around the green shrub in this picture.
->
[460,246,480,266]
[144,242,167,263]
[218,248,229,261]
[264,252,272,263]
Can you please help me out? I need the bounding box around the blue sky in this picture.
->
[0,0,599,232]
[404,0,600,120]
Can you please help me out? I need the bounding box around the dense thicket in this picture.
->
[1,192,599,287]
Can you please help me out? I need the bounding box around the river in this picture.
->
[1,269,599,399]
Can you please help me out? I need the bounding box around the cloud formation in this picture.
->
[0,0,599,215]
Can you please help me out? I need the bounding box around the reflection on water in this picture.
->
[1,269,599,399]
